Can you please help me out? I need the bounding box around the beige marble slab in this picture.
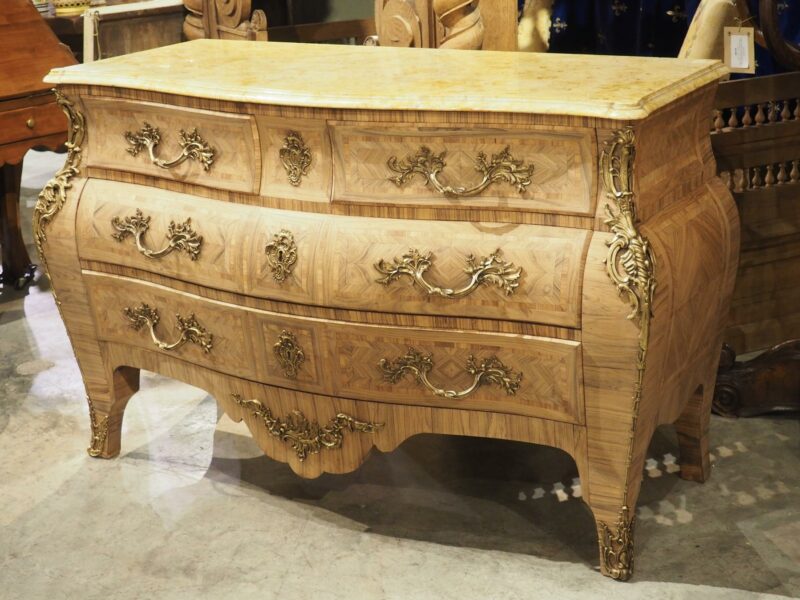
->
[44,39,728,120]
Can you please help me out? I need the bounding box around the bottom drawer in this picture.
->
[83,271,584,424]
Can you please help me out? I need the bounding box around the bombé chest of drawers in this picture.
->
[38,41,737,580]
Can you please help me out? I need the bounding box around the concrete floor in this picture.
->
[1,151,799,599]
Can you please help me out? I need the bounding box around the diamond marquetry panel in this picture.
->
[326,215,589,327]
[84,96,260,194]
[330,328,584,423]
[330,123,596,215]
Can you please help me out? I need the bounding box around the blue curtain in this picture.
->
[518,0,799,75]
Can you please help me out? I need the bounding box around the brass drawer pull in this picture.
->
[375,248,522,298]
[111,209,203,261]
[124,122,215,171]
[280,131,312,186]
[387,145,533,197]
[123,303,213,353]
[379,347,522,399]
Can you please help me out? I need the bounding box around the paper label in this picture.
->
[724,27,756,74]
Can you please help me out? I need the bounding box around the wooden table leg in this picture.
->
[0,162,36,289]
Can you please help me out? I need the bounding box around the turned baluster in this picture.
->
[768,102,778,123]
[754,104,766,125]
[734,168,746,192]
[781,100,792,121]
[794,100,800,120]
[765,164,776,186]
[790,160,800,183]
[713,109,725,131]
[742,106,754,127]
[777,162,788,184]
[728,107,740,128]
[751,166,763,188]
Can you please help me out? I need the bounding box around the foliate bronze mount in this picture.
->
[33,90,86,258]
[374,248,522,298]
[387,145,533,197]
[231,394,383,461]
[86,396,109,458]
[123,303,214,353]
[265,229,298,282]
[279,130,312,186]
[124,122,215,171]
[273,330,305,379]
[598,505,635,581]
[599,127,654,582]
[379,347,522,399]
[111,209,203,261]
[602,127,656,331]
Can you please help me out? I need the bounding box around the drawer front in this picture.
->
[83,97,260,193]
[323,216,588,328]
[84,272,260,380]
[76,179,324,306]
[256,116,332,203]
[0,102,66,145]
[83,273,583,424]
[77,180,587,329]
[326,326,583,423]
[331,124,596,215]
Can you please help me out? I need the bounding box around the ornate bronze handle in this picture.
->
[379,347,522,399]
[374,248,521,298]
[124,122,215,171]
[111,209,203,261]
[387,145,533,197]
[123,303,213,353]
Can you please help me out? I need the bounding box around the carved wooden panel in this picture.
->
[323,215,589,327]
[331,123,596,215]
[83,96,261,193]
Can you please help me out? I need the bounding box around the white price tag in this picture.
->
[724,27,756,74]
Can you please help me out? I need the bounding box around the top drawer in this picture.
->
[331,123,596,216]
[83,97,261,194]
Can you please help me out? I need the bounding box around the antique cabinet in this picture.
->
[38,41,737,580]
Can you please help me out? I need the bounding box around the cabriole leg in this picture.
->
[86,366,140,459]
[675,383,713,483]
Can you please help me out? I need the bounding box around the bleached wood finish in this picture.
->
[38,42,737,581]
[83,96,261,194]
[330,123,595,215]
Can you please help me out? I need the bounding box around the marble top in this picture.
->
[45,40,728,120]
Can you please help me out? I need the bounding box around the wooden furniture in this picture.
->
[0,0,76,289]
[374,0,517,50]
[82,0,184,63]
[711,71,800,417]
[182,0,377,45]
[183,0,268,40]
[39,41,736,580]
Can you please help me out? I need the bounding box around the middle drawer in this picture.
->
[82,272,584,423]
[77,179,588,328]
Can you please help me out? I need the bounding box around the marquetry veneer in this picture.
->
[37,40,737,580]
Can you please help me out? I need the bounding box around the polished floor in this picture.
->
[1,151,799,599]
